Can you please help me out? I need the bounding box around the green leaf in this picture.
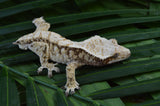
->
[106,28,160,43]
[55,89,68,106]
[38,85,57,106]
[88,78,160,99]
[0,67,20,106]
[133,99,160,106]
[47,9,149,24]
[135,68,160,100]
[0,21,33,36]
[1,52,38,65]
[128,0,148,7]
[129,42,160,59]
[112,77,137,85]
[67,97,88,106]
[2,0,160,105]
[79,82,125,106]
[0,9,149,36]
[0,0,8,3]
[54,16,160,36]
[0,63,99,105]
[75,0,131,11]
[149,2,160,15]
[136,71,160,82]
[26,77,47,106]
[0,0,66,18]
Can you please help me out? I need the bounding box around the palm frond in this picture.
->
[0,0,66,18]
[88,78,160,99]
[1,0,160,105]
[0,67,20,106]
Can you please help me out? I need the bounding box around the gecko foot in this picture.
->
[37,66,44,74]
[52,66,60,73]
[48,71,52,78]
[64,81,80,96]
[47,65,60,78]
[37,64,60,77]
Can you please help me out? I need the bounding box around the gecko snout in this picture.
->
[13,41,19,45]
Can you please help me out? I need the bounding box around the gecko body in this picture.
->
[13,17,131,95]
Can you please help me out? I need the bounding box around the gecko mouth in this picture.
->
[13,41,20,45]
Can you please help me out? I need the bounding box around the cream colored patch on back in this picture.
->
[61,48,66,54]
[77,35,116,59]
[69,50,74,57]
[54,45,59,52]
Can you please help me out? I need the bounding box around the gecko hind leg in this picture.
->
[65,62,83,96]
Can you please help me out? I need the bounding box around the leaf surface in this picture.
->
[26,77,47,106]
[89,78,160,99]
[0,67,20,106]
[0,0,66,18]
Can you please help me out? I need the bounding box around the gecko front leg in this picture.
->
[65,62,83,96]
[38,57,60,77]
[29,42,60,77]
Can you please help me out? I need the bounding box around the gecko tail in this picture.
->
[32,17,50,31]
[32,16,44,24]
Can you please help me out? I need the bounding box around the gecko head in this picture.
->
[13,40,29,50]
[13,34,33,50]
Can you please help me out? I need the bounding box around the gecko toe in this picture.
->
[65,92,69,97]
[76,86,81,90]
[70,90,75,95]
[55,68,60,73]
[37,67,43,74]
[65,89,70,96]
[64,83,79,96]
[48,71,53,78]
[52,66,60,73]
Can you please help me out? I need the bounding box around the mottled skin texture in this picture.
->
[13,17,131,95]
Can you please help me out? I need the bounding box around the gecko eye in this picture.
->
[113,53,119,58]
